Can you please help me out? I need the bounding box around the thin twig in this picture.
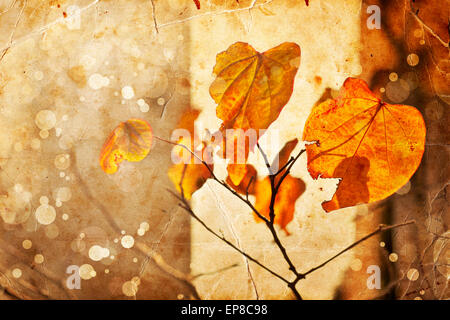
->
[300,220,416,278]
[169,189,291,285]
[191,263,240,280]
[155,136,270,224]
[256,143,305,297]
[165,136,304,299]
[150,0,159,33]
[135,242,201,300]
[409,1,449,49]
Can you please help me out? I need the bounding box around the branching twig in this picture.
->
[256,143,305,279]
[135,242,201,299]
[163,136,304,298]
[300,220,416,277]
[169,189,291,285]
[154,136,270,224]
[162,136,416,300]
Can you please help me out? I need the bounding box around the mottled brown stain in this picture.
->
[67,66,87,88]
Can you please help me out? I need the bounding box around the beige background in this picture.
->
[1,0,445,300]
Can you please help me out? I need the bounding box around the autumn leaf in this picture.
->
[171,108,201,164]
[303,78,426,212]
[210,41,301,184]
[222,129,254,185]
[99,119,153,174]
[211,41,300,132]
[226,164,257,195]
[271,138,298,177]
[253,139,305,234]
[168,162,212,200]
[168,107,213,200]
[254,175,305,234]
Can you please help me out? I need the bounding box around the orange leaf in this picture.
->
[210,42,300,131]
[193,0,200,9]
[99,119,153,174]
[167,162,212,200]
[171,107,202,164]
[177,108,200,137]
[226,164,257,195]
[210,42,300,184]
[252,139,305,233]
[227,163,247,186]
[254,175,305,234]
[303,78,426,212]
[168,107,212,199]
[271,138,298,177]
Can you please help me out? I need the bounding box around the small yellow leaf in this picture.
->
[99,119,153,174]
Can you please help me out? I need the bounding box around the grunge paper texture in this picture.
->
[0,0,448,300]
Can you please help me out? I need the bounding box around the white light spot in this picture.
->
[88,73,110,90]
[34,254,44,264]
[121,235,134,249]
[137,99,150,113]
[35,204,56,225]
[121,86,135,100]
[35,110,56,130]
[12,268,22,278]
[157,97,165,106]
[140,222,150,232]
[39,196,49,205]
[34,71,44,81]
[89,245,109,261]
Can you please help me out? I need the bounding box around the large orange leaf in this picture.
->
[99,119,153,174]
[210,42,300,185]
[303,78,426,212]
[210,42,300,131]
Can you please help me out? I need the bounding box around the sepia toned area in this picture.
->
[187,0,363,299]
[0,0,448,300]
[0,0,193,299]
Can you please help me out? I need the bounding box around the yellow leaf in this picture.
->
[168,162,212,200]
[211,42,301,185]
[226,164,257,195]
[99,119,153,174]
[210,42,301,131]
[168,107,213,199]
[254,175,305,234]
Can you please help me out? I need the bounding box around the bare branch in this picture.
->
[409,0,449,49]
[300,220,416,278]
[135,242,201,300]
[169,189,291,285]
[150,0,159,33]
